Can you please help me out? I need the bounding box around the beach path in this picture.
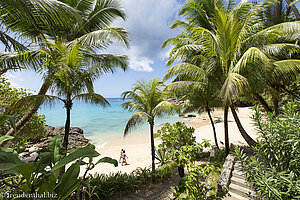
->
[117,174,180,200]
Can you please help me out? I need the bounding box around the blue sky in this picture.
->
[4,0,294,98]
[4,0,186,98]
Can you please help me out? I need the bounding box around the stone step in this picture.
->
[226,192,249,200]
[233,164,244,170]
[229,183,255,198]
[230,176,248,188]
[232,170,245,179]
[234,163,242,168]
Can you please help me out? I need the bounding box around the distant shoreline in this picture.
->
[81,107,258,176]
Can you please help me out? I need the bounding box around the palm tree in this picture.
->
[285,0,300,19]
[181,88,222,150]
[1,0,129,141]
[47,40,112,151]
[122,78,178,180]
[163,0,300,154]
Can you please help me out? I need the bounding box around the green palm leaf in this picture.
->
[124,111,150,136]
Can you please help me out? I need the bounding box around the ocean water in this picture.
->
[39,98,182,144]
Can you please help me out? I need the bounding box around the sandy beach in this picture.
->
[84,107,258,175]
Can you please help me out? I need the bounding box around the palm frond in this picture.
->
[78,28,129,50]
[233,47,271,73]
[121,101,143,112]
[0,50,46,74]
[84,53,128,73]
[124,112,150,136]
[0,0,81,39]
[221,73,250,105]
[153,101,179,117]
[271,59,300,83]
[0,30,27,51]
[79,0,126,30]
[4,95,60,115]
[163,63,206,82]
[165,81,205,93]
[74,93,110,107]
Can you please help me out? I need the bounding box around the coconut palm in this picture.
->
[0,0,80,51]
[181,88,222,150]
[285,0,300,19]
[122,78,178,180]
[48,40,113,151]
[163,0,300,154]
[1,0,129,140]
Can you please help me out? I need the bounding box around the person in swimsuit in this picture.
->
[121,150,128,166]
[119,149,123,163]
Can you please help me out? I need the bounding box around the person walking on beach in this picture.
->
[119,149,123,163]
[121,150,128,166]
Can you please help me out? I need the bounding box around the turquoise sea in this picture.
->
[39,98,182,144]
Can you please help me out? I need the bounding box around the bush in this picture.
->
[0,135,111,199]
[173,163,219,200]
[0,77,46,145]
[235,101,300,199]
[155,122,196,151]
[155,122,210,167]
[87,172,140,199]
[155,162,177,182]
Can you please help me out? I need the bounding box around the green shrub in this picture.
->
[155,122,210,168]
[155,162,177,182]
[0,135,115,200]
[0,77,46,145]
[155,122,196,151]
[235,101,300,199]
[87,172,140,199]
[173,163,218,200]
[139,167,151,184]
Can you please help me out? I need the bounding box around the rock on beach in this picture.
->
[19,125,90,162]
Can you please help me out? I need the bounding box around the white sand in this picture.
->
[83,107,258,176]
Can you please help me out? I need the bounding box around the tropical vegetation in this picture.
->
[155,122,210,177]
[0,0,299,199]
[122,78,178,180]
[162,0,300,154]
[0,77,46,151]
[0,135,118,200]
[235,101,300,199]
[0,0,129,142]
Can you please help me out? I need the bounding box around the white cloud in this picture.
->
[129,56,154,72]
[5,73,23,88]
[110,0,182,72]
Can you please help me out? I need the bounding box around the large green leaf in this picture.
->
[48,135,63,164]
[95,157,118,167]
[16,163,34,183]
[0,135,14,143]
[51,145,99,172]
[34,152,52,173]
[37,174,57,193]
[0,152,21,170]
[54,162,81,200]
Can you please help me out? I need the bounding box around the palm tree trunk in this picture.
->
[273,98,279,116]
[206,107,219,150]
[4,76,52,137]
[62,101,72,151]
[149,121,156,182]
[230,105,256,146]
[253,93,273,112]
[285,0,300,20]
[60,99,72,176]
[224,106,230,155]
